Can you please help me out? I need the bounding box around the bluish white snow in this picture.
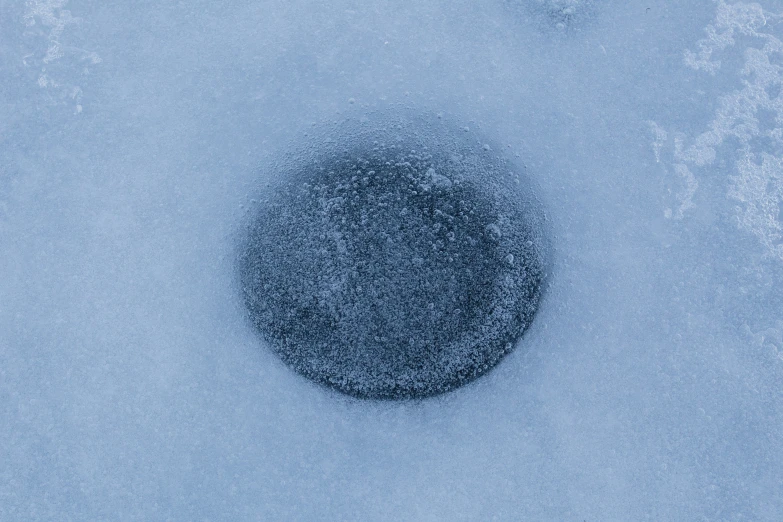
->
[1,0,782,520]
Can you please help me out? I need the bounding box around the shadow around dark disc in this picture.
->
[239,111,549,399]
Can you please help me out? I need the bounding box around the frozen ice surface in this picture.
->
[506,0,596,31]
[1,0,782,520]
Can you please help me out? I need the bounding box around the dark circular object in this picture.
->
[239,111,548,399]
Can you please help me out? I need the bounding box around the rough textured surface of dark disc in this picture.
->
[239,112,548,399]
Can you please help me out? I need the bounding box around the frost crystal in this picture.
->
[649,1,783,258]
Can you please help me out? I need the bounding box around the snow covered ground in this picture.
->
[2,0,781,519]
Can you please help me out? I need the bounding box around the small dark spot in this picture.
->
[505,0,597,31]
